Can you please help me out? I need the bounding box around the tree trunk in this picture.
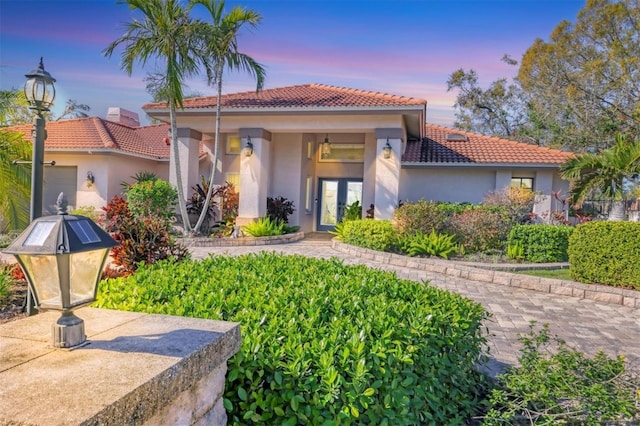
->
[608,200,627,221]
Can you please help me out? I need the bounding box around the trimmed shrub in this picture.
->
[392,199,449,235]
[569,221,640,289]
[447,207,505,253]
[342,219,395,251]
[507,224,574,263]
[96,253,489,425]
[126,179,177,222]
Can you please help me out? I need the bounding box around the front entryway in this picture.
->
[316,178,362,231]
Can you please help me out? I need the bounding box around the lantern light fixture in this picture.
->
[4,193,118,348]
[383,138,393,159]
[24,57,56,112]
[242,136,253,157]
[321,134,331,158]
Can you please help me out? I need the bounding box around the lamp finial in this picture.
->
[56,192,68,215]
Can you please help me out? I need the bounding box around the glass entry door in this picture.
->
[317,178,363,231]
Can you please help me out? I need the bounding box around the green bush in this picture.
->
[569,221,640,289]
[70,205,101,222]
[484,322,639,425]
[0,263,13,304]
[242,216,286,237]
[96,253,489,425]
[126,179,177,222]
[102,195,189,275]
[342,219,395,251]
[446,207,506,253]
[266,196,295,224]
[404,230,457,259]
[507,224,574,263]
[392,199,449,235]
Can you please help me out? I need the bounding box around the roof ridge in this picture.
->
[92,117,117,149]
[310,83,425,103]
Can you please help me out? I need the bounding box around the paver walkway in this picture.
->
[190,234,640,375]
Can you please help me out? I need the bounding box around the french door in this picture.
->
[316,178,363,232]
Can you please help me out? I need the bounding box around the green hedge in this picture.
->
[507,225,574,263]
[96,253,488,425]
[569,221,640,289]
[342,219,395,252]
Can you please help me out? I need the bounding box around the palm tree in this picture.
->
[0,129,31,232]
[560,134,640,221]
[104,0,200,234]
[189,0,266,234]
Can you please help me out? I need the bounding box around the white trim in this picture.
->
[401,162,563,168]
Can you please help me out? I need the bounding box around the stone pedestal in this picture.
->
[0,307,240,426]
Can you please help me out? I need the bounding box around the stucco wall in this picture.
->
[270,133,304,226]
[399,167,497,204]
[44,152,165,213]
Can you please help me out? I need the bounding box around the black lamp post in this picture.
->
[4,194,117,348]
[23,58,56,316]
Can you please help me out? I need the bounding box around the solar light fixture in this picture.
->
[4,193,117,348]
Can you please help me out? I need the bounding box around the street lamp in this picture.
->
[23,57,56,315]
[4,193,117,348]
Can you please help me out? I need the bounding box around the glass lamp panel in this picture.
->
[20,255,61,307]
[69,249,107,306]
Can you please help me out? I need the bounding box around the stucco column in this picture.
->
[373,128,403,220]
[237,128,272,226]
[169,128,202,201]
[533,170,554,219]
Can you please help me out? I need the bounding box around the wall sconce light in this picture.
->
[4,193,118,348]
[383,138,393,159]
[86,171,95,185]
[242,136,253,157]
[321,134,331,158]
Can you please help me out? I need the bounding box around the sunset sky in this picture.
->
[1,0,584,126]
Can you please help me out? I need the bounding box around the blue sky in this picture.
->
[0,0,584,126]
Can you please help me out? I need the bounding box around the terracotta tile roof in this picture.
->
[403,124,574,165]
[143,83,426,110]
[5,118,172,159]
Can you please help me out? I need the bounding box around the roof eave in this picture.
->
[401,161,565,168]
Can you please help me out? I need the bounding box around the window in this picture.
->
[226,136,241,155]
[318,144,364,163]
[226,173,240,193]
[511,177,534,190]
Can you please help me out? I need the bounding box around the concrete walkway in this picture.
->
[189,234,640,374]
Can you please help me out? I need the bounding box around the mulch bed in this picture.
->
[0,280,28,324]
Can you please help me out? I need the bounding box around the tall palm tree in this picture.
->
[104,0,200,234]
[0,129,31,232]
[560,134,640,221]
[190,0,265,234]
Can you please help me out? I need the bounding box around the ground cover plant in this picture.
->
[96,253,489,425]
[484,322,639,425]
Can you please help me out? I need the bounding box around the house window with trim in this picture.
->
[226,136,241,155]
[511,177,534,190]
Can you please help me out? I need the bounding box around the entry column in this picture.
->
[373,128,403,220]
[237,128,272,226]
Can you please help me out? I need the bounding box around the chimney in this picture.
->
[106,107,140,127]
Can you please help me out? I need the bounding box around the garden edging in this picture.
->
[331,239,640,309]
[180,231,305,247]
